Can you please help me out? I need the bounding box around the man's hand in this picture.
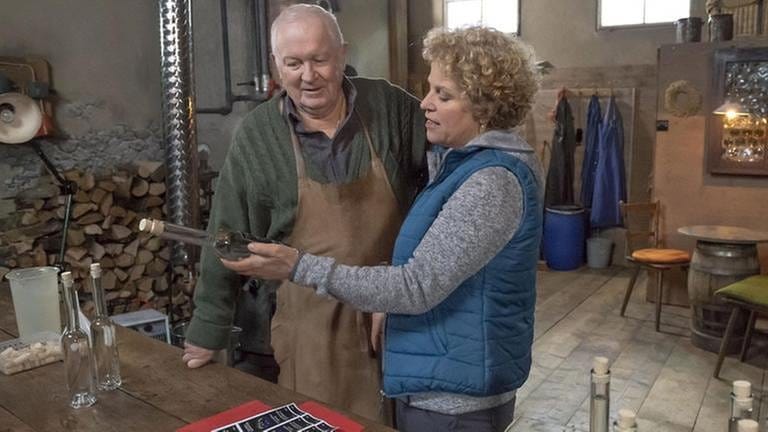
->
[371,312,386,353]
[182,342,215,368]
[220,242,300,281]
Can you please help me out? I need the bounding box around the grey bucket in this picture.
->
[675,17,703,43]
[709,14,734,42]
[586,237,613,269]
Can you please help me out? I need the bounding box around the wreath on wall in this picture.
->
[664,80,703,118]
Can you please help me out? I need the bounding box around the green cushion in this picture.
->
[716,275,768,306]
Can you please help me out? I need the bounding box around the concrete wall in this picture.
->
[0,0,390,196]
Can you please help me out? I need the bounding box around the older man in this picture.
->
[182,4,427,421]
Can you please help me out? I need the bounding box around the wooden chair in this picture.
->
[619,201,691,331]
[713,275,768,378]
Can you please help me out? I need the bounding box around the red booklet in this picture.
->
[177,400,364,432]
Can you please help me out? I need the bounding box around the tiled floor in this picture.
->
[508,267,767,432]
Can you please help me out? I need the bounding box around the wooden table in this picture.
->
[0,283,393,432]
[678,225,768,352]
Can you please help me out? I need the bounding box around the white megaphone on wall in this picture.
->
[0,92,43,144]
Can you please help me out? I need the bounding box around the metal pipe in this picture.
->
[254,0,271,94]
[159,0,200,269]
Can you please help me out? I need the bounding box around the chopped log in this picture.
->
[31,199,45,210]
[136,249,154,266]
[66,246,89,261]
[124,238,140,256]
[105,291,121,302]
[109,206,127,218]
[101,256,115,269]
[12,241,33,255]
[89,188,107,204]
[89,242,106,261]
[83,224,103,235]
[17,255,34,268]
[113,176,132,199]
[77,173,96,192]
[149,207,163,220]
[146,258,168,277]
[158,246,171,261]
[37,210,55,223]
[74,189,90,203]
[63,170,80,182]
[104,243,124,257]
[114,253,135,268]
[102,270,117,290]
[97,180,116,192]
[0,266,9,281]
[144,237,163,252]
[114,268,128,282]
[55,206,66,219]
[154,276,169,293]
[119,289,134,299]
[99,193,113,217]
[134,196,164,211]
[137,278,154,293]
[15,183,59,200]
[131,178,149,197]
[110,225,131,241]
[122,210,138,226]
[3,220,62,242]
[148,182,166,196]
[67,229,86,247]
[135,160,165,181]
[20,211,39,226]
[77,212,103,225]
[32,245,47,267]
[138,290,155,304]
[101,214,114,230]
[73,203,97,219]
[129,264,146,281]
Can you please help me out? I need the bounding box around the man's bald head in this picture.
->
[271,4,345,59]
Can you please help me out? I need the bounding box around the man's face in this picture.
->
[273,17,346,119]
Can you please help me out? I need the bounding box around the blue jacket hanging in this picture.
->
[590,96,626,228]
[580,95,602,210]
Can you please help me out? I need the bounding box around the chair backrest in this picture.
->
[619,200,661,257]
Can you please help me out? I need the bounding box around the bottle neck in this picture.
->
[63,282,80,331]
[150,220,213,247]
[91,275,107,317]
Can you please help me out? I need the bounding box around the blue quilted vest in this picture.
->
[383,146,541,397]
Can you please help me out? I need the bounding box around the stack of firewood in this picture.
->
[0,161,193,319]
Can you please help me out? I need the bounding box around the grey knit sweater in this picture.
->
[292,130,543,414]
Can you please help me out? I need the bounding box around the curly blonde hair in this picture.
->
[422,26,539,130]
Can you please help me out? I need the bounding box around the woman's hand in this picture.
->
[220,242,300,281]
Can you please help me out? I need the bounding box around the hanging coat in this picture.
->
[580,95,602,209]
[545,96,577,207]
[590,96,627,228]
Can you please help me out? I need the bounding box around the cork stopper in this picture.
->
[733,380,752,399]
[616,409,637,428]
[737,419,758,432]
[89,263,101,278]
[60,271,73,286]
[138,218,164,235]
[593,356,610,375]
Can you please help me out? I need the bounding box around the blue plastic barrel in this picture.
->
[543,205,586,271]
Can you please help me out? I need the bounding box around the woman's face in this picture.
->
[420,62,481,149]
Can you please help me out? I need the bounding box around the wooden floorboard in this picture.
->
[514,266,767,432]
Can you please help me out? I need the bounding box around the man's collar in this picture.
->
[283,77,357,125]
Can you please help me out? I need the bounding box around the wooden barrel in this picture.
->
[687,241,760,353]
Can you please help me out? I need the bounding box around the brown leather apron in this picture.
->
[271,109,402,422]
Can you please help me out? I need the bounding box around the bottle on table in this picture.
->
[590,356,611,432]
[60,271,97,409]
[138,218,280,260]
[613,408,637,431]
[737,419,758,432]
[729,380,754,432]
[89,263,121,390]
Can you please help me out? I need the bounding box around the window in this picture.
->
[444,0,519,34]
[599,0,690,28]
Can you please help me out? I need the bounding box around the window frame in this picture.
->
[597,0,692,30]
[443,0,521,35]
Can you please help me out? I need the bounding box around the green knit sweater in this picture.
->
[186,77,427,349]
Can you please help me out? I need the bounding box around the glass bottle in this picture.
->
[729,380,753,432]
[89,263,121,390]
[60,271,97,408]
[613,408,637,431]
[138,218,279,260]
[737,419,758,432]
[590,356,610,432]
